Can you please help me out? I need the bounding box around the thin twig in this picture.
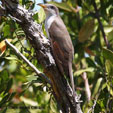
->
[5,39,51,85]
[81,72,91,101]
[87,99,97,113]
[8,15,22,23]
[93,0,109,48]
[87,77,103,113]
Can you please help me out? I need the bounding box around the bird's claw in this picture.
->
[75,94,83,103]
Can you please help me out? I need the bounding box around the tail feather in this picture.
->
[68,61,75,95]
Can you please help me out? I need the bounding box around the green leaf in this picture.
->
[49,2,72,12]
[0,70,9,81]
[7,61,17,73]
[14,28,25,37]
[74,67,94,76]
[107,30,113,45]
[0,22,5,33]
[5,56,18,61]
[78,19,95,42]
[5,56,21,63]
[20,96,38,106]
[103,48,113,64]
[104,25,113,33]
[92,78,103,99]
[0,94,10,107]
[105,60,113,76]
[20,68,27,76]
[20,0,23,5]
[3,25,11,37]
[107,84,113,96]
[38,8,45,23]
[33,13,38,21]
[26,75,37,82]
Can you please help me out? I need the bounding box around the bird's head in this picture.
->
[38,4,59,17]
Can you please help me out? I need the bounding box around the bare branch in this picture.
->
[5,39,51,85]
[92,0,110,48]
[81,72,91,101]
[87,99,97,113]
[0,5,6,16]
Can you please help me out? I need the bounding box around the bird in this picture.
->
[38,4,75,95]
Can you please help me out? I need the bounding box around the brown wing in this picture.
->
[48,16,74,77]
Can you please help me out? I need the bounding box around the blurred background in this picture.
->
[0,0,113,113]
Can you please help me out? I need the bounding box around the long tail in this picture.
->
[68,61,75,96]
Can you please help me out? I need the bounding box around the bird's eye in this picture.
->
[50,6,54,9]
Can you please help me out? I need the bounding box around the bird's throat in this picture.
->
[45,15,56,38]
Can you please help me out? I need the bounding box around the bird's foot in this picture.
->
[74,94,83,103]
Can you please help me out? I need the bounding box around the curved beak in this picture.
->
[37,4,47,9]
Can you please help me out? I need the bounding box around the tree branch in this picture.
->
[92,0,110,48]
[1,0,83,112]
[81,72,91,101]
[5,39,51,85]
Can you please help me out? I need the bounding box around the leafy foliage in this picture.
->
[0,0,113,113]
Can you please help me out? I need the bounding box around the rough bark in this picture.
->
[1,0,83,112]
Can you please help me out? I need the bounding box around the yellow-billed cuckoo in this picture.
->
[38,4,75,95]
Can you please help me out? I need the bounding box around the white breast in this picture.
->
[45,15,56,38]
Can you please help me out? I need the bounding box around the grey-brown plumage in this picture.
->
[38,4,75,95]
[49,16,74,77]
